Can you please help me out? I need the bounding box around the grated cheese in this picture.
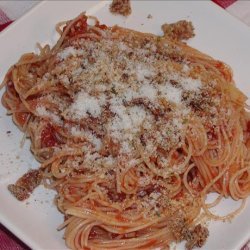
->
[159,83,182,104]
[136,64,155,82]
[36,106,62,125]
[71,126,102,150]
[69,91,106,119]
[38,30,218,164]
[138,83,157,101]
[58,46,77,60]
[180,77,201,92]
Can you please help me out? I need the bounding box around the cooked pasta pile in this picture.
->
[1,14,250,250]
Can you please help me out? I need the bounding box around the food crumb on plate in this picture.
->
[109,0,132,16]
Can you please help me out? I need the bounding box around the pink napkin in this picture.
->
[0,0,249,249]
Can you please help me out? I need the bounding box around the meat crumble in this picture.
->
[8,169,42,201]
[110,0,132,16]
[162,20,195,41]
[170,215,209,250]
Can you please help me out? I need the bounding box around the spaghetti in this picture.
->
[1,13,250,250]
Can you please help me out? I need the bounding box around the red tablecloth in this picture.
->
[0,225,29,250]
[0,0,249,249]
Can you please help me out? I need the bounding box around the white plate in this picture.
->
[0,1,250,249]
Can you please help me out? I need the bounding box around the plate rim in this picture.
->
[0,1,249,249]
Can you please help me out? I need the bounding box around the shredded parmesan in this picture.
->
[58,46,77,60]
[159,83,182,104]
[36,106,62,125]
[69,91,106,119]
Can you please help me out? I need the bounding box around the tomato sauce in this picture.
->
[65,17,88,38]
[215,61,232,82]
[173,190,184,200]
[41,124,59,148]
[115,214,128,223]
[247,121,250,133]
[140,239,157,248]
[14,112,30,127]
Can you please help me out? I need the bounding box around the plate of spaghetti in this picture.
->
[0,1,250,250]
